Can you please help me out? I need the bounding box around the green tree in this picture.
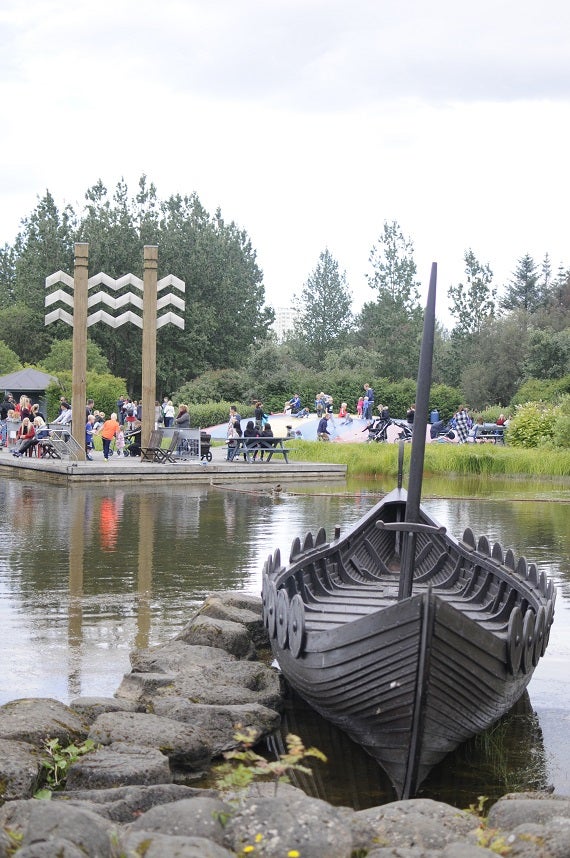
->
[0,303,53,364]
[74,179,273,393]
[0,243,16,306]
[501,253,545,315]
[524,329,570,380]
[367,220,420,311]
[39,338,110,374]
[13,191,75,313]
[0,340,21,374]
[448,250,496,337]
[460,313,530,408]
[356,221,423,379]
[541,269,570,331]
[292,249,353,368]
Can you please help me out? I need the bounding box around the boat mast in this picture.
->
[398,262,437,601]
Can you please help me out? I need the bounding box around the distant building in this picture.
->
[272,306,296,341]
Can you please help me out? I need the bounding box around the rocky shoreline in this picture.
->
[1,591,569,857]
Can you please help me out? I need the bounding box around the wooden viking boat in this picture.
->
[260,264,556,800]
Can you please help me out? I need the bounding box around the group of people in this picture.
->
[283,385,379,426]
[226,405,275,461]
[430,407,509,444]
[1,393,50,457]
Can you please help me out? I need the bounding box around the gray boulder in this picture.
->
[11,840,87,857]
[52,783,214,823]
[69,696,142,723]
[487,793,570,829]
[175,615,257,659]
[224,784,354,857]
[157,659,281,709]
[0,738,42,801]
[117,655,282,710]
[195,592,267,648]
[65,742,172,790]
[352,798,476,853]
[114,671,179,703]
[130,641,232,674]
[120,831,234,858]
[128,795,231,846]
[0,799,116,857]
[88,711,210,768]
[151,698,281,756]
[0,698,88,748]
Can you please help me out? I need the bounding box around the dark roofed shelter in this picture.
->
[0,368,59,419]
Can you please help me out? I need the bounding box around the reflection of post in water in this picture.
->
[100,497,120,551]
[68,490,86,698]
[224,494,237,539]
[135,495,154,650]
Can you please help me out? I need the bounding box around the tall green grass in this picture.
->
[291,441,570,478]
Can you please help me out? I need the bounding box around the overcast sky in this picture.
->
[1,0,570,325]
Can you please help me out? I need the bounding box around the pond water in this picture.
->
[1,473,569,807]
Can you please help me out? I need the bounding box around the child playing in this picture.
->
[116,428,126,457]
[356,396,364,418]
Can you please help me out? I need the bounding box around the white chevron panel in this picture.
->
[87,309,143,328]
[156,293,185,311]
[45,271,74,289]
[157,311,185,330]
[88,272,144,292]
[88,291,144,311]
[44,308,74,326]
[157,274,185,293]
[45,289,74,308]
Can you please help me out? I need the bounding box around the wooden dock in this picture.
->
[0,446,346,485]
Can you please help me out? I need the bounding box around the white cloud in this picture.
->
[1,0,569,328]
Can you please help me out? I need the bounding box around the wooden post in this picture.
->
[72,243,89,461]
[141,246,158,449]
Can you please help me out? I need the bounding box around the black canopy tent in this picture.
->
[0,368,59,419]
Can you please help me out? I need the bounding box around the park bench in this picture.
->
[232,437,295,464]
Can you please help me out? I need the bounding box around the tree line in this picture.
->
[0,177,569,414]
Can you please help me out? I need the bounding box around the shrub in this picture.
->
[499,402,558,448]
[45,371,127,421]
[188,401,254,429]
[174,369,247,405]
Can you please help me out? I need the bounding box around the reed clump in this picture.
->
[291,441,570,478]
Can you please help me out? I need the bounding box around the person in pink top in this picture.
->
[99,412,120,460]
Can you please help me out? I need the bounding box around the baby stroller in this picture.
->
[366,417,413,443]
[124,426,142,456]
[391,419,413,442]
[365,417,392,443]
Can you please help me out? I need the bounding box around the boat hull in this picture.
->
[261,489,555,798]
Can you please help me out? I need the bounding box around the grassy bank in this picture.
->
[291,440,570,478]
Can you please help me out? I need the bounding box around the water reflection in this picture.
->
[1,475,569,801]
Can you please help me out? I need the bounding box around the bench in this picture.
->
[231,437,295,464]
[473,424,505,444]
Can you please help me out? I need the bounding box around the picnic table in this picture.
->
[231,436,295,464]
[473,423,505,444]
